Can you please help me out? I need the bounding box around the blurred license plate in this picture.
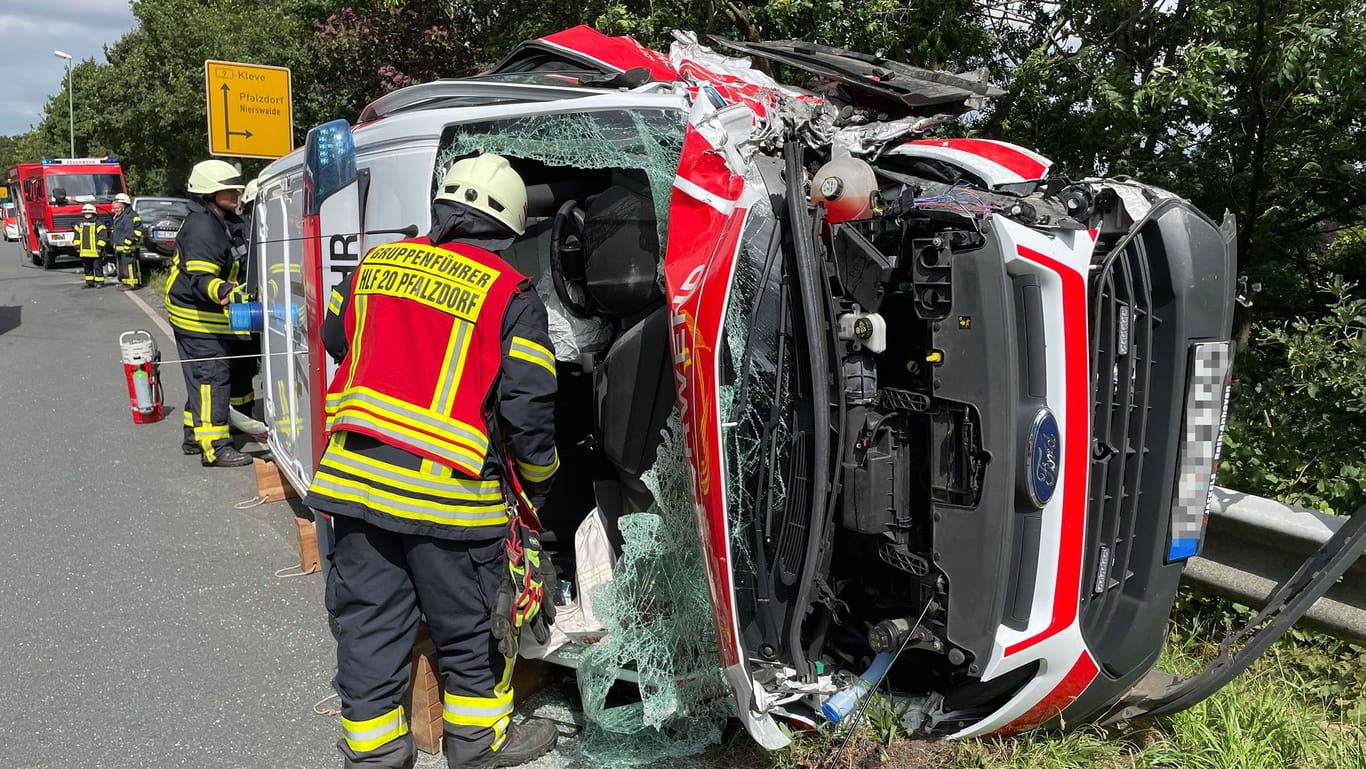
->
[155,229,177,239]
[1166,341,1235,562]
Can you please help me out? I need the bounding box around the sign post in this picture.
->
[204,60,294,159]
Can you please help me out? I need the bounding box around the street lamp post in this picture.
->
[53,50,73,157]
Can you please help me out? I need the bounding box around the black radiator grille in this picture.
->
[49,213,89,232]
[1081,240,1156,636]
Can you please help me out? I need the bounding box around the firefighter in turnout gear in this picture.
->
[165,159,255,467]
[110,193,143,289]
[73,203,107,288]
[305,154,561,769]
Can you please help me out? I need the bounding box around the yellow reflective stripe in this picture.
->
[341,706,408,753]
[185,260,220,274]
[166,305,235,335]
[341,295,368,393]
[328,289,344,315]
[207,278,229,303]
[323,436,503,500]
[199,384,217,461]
[514,452,559,484]
[430,321,472,413]
[487,646,515,753]
[229,393,254,407]
[442,690,513,728]
[168,316,237,335]
[183,410,194,427]
[167,303,230,323]
[164,264,181,300]
[310,470,510,526]
[329,410,485,476]
[199,385,212,428]
[167,318,235,335]
[509,337,556,377]
[327,387,489,457]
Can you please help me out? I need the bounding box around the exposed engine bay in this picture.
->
[718,145,1134,731]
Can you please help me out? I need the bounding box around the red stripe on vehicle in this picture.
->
[304,212,327,469]
[664,120,751,667]
[991,651,1099,735]
[1004,245,1089,656]
[909,138,1049,180]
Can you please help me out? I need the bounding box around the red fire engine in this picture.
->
[6,157,127,269]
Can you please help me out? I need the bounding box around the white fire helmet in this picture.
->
[434,154,527,235]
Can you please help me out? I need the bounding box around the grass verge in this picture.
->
[143,263,169,295]
[757,590,1364,769]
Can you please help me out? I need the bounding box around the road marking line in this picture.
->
[124,288,175,339]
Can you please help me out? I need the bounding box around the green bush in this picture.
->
[1221,276,1366,515]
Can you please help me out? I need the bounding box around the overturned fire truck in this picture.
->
[250,26,1364,748]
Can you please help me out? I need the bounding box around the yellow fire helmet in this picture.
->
[187,159,246,195]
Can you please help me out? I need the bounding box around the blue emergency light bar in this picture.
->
[41,157,119,165]
[303,119,357,217]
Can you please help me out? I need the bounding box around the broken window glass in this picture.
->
[431,108,684,255]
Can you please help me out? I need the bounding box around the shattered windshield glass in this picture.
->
[718,168,807,666]
[432,109,684,252]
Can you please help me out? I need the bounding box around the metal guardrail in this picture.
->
[1183,487,1366,644]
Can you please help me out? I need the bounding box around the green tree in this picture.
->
[300,0,998,126]
[1221,277,1366,514]
[0,135,19,170]
[980,0,1366,332]
[81,0,323,192]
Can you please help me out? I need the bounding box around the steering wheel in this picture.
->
[550,199,593,317]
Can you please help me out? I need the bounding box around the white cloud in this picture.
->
[0,1,137,136]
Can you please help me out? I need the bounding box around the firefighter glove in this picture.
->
[226,283,253,304]
[491,519,557,658]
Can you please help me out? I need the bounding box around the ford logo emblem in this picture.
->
[1026,409,1061,507]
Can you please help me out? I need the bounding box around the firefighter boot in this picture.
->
[203,445,253,468]
[464,719,558,768]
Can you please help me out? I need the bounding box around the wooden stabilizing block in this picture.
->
[294,515,321,574]
[403,627,553,756]
[407,624,444,755]
[512,657,549,705]
[253,457,299,502]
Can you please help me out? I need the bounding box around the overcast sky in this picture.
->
[0,1,137,137]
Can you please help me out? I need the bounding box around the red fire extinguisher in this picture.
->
[119,329,164,424]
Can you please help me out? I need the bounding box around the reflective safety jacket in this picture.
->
[164,199,249,338]
[74,219,107,258]
[110,210,143,254]
[306,237,560,539]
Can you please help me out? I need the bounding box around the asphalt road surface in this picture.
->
[0,243,338,768]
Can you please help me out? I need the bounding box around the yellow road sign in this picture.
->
[205,60,294,160]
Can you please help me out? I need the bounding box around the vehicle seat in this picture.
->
[593,305,673,514]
